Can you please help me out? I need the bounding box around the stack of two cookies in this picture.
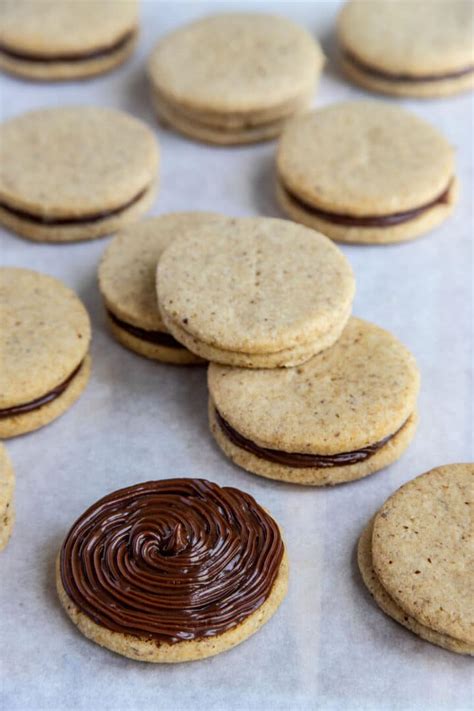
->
[100,212,420,487]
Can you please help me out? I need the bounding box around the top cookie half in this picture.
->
[338,0,474,97]
[157,217,355,368]
[0,0,139,81]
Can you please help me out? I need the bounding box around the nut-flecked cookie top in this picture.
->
[0,106,158,242]
[157,217,355,368]
[0,443,15,550]
[372,463,474,646]
[209,318,419,455]
[0,268,91,408]
[99,213,222,333]
[148,13,324,145]
[277,102,457,244]
[0,0,139,80]
[338,0,474,97]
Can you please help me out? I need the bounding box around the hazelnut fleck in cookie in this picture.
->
[148,13,324,145]
[57,479,288,662]
[0,0,139,81]
[277,102,458,244]
[208,318,420,485]
[338,0,474,98]
[98,213,223,364]
[0,268,91,438]
[358,464,474,655]
[0,444,15,551]
[0,106,159,243]
[157,217,355,368]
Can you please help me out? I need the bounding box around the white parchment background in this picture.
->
[0,2,473,710]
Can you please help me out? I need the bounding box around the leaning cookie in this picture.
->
[0,0,138,81]
[157,217,354,368]
[98,213,222,364]
[337,0,474,98]
[0,268,91,438]
[57,479,288,662]
[358,464,474,654]
[276,102,458,244]
[0,106,158,243]
[148,13,323,145]
[208,318,420,485]
[0,444,15,550]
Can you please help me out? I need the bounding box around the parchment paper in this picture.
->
[1,2,473,710]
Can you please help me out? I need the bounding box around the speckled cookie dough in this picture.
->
[0,0,139,81]
[337,0,474,98]
[0,106,159,242]
[208,318,420,485]
[0,268,91,438]
[157,217,355,368]
[0,444,15,551]
[276,102,458,244]
[148,13,324,145]
[98,213,222,364]
[359,464,474,654]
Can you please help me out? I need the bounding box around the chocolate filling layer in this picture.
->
[281,180,452,227]
[0,30,135,63]
[0,361,83,418]
[107,310,185,349]
[344,50,474,83]
[0,186,148,227]
[216,409,404,468]
[60,478,284,643]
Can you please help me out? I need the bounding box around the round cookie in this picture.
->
[337,1,474,98]
[208,318,420,485]
[0,106,158,243]
[57,479,288,662]
[358,519,473,655]
[0,268,91,438]
[157,217,355,368]
[148,13,324,145]
[0,0,138,81]
[276,102,458,244]
[98,213,223,364]
[372,464,474,646]
[0,444,15,551]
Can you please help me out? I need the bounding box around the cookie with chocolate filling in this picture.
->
[98,213,223,364]
[157,217,355,368]
[0,0,138,81]
[338,0,474,98]
[0,106,158,243]
[277,102,458,244]
[57,478,288,662]
[208,318,420,485]
[0,444,15,550]
[148,13,324,145]
[358,464,474,655]
[0,268,91,438]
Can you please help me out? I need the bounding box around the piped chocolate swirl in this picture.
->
[215,409,404,468]
[60,479,284,643]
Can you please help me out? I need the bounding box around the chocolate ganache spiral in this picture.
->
[60,479,284,643]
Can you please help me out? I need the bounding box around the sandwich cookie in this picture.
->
[338,0,474,98]
[98,213,222,364]
[0,444,15,550]
[208,318,420,486]
[0,0,138,81]
[148,13,324,145]
[358,464,474,654]
[277,102,458,244]
[0,106,158,243]
[0,268,91,438]
[57,478,288,662]
[157,217,355,368]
